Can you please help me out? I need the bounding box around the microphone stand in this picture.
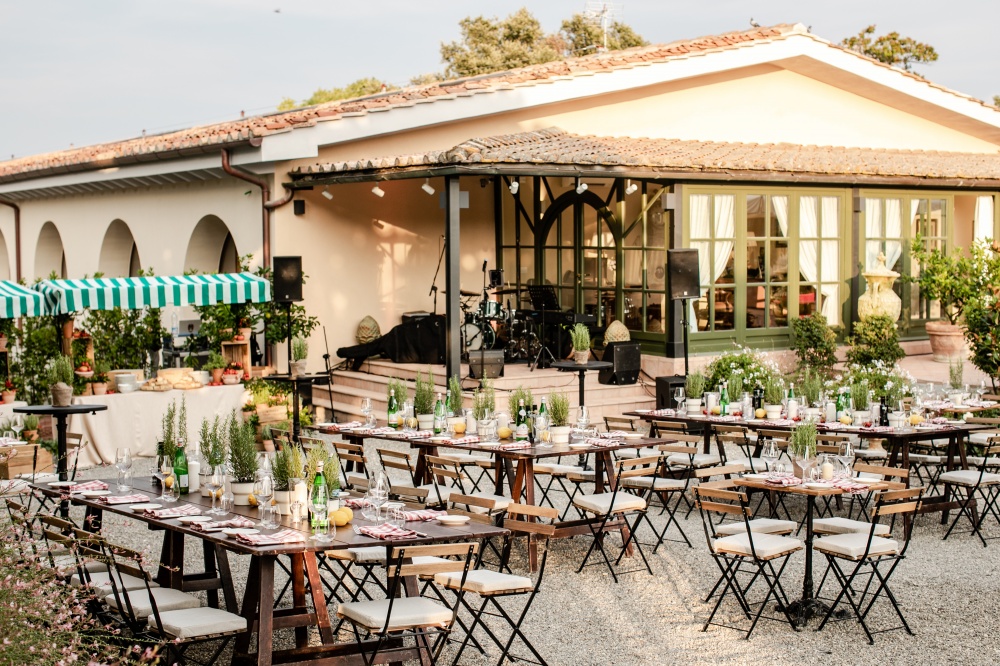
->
[429,235,446,315]
[322,325,335,422]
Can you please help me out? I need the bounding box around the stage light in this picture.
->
[509,179,519,195]
[624,180,638,195]
[421,179,435,195]
[371,185,385,198]
[321,187,334,200]
[576,180,588,195]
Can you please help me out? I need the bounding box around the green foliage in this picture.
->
[291,336,309,361]
[448,375,464,415]
[841,25,939,75]
[838,360,914,406]
[204,351,226,371]
[48,354,74,386]
[558,13,647,54]
[949,358,964,390]
[548,391,570,426]
[285,444,305,481]
[82,277,167,373]
[846,315,904,366]
[198,416,227,466]
[908,234,979,325]
[792,312,838,372]
[799,368,824,406]
[472,378,496,420]
[685,371,706,400]
[964,286,1000,392]
[569,323,590,351]
[303,444,339,494]
[177,394,188,444]
[727,374,744,399]
[278,77,395,111]
[704,345,781,392]
[387,376,408,405]
[850,380,870,410]
[298,407,313,427]
[763,375,785,406]
[272,446,291,491]
[161,400,177,460]
[413,370,435,415]
[508,385,534,416]
[227,411,259,482]
[441,8,561,78]
[9,315,59,404]
[21,414,39,430]
[789,422,817,459]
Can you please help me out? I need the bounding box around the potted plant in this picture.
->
[788,422,817,479]
[910,234,979,362]
[91,361,110,396]
[21,414,39,442]
[273,443,306,515]
[2,378,15,404]
[763,375,785,419]
[223,361,243,385]
[198,415,227,496]
[290,336,308,377]
[471,379,496,436]
[570,323,591,364]
[685,371,706,414]
[205,351,226,385]
[227,412,259,505]
[548,391,572,443]
[413,370,436,430]
[49,355,75,407]
[447,375,465,428]
[508,385,533,430]
[260,423,276,453]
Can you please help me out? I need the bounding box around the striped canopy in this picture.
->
[34,272,271,315]
[0,280,51,318]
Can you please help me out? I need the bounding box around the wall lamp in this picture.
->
[624,179,638,195]
[575,178,588,195]
[321,187,334,200]
[509,178,519,195]
[371,185,385,198]
[421,179,435,195]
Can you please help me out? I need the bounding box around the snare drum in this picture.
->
[479,300,503,319]
[462,322,496,351]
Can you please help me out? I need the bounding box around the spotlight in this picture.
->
[321,187,334,200]
[576,180,588,195]
[624,180,638,195]
[421,178,435,195]
[509,179,519,195]
[371,185,385,198]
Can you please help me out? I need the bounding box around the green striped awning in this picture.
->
[34,273,272,315]
[0,280,51,318]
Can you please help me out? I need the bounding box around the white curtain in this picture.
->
[865,198,902,270]
[975,195,995,241]
[714,195,735,283]
[689,195,711,331]
[772,196,789,237]
[688,194,733,331]
[820,197,840,324]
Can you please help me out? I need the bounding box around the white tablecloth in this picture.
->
[69,385,248,467]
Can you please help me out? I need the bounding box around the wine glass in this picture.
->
[154,453,173,502]
[254,475,275,527]
[115,447,133,474]
[10,415,23,441]
[360,397,375,426]
[577,406,590,429]
[674,387,686,411]
[206,465,226,515]
[838,441,855,476]
[759,439,779,473]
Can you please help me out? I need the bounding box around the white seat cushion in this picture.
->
[15,472,59,482]
[533,463,583,475]
[939,469,1000,487]
[854,449,888,459]
[105,587,200,619]
[732,457,769,472]
[417,483,452,504]
[969,432,1000,446]
[713,532,802,559]
[814,533,898,559]
[573,492,646,515]
[434,569,533,595]
[465,493,510,513]
[149,606,246,639]
[813,517,890,536]
[715,518,797,536]
[338,597,453,631]
[73,570,158,596]
[621,476,686,491]
[908,453,942,464]
[667,453,721,468]
[440,453,485,465]
[616,447,660,459]
[56,557,107,574]
[567,470,596,482]
[475,458,496,468]
[966,456,1000,468]
[327,546,387,565]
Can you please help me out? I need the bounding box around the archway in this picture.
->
[0,231,11,280]
[98,219,141,277]
[35,221,66,279]
[185,215,238,274]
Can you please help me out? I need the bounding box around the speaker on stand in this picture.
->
[667,249,700,376]
[598,342,641,385]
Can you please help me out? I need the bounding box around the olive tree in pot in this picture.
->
[547,392,572,443]
[205,352,226,385]
[570,323,591,364]
[413,370,436,430]
[227,412,259,505]
[49,355,75,407]
[290,336,308,377]
[909,234,978,362]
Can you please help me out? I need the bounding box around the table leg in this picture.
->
[414,446,437,485]
[55,415,69,517]
[234,556,260,658]
[203,539,219,608]
[510,460,528,506]
[304,553,335,644]
[291,553,308,648]
[257,557,275,666]
[576,369,586,408]
[214,544,239,612]
[292,388,301,443]
[782,494,834,624]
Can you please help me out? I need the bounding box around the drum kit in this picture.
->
[453,288,541,361]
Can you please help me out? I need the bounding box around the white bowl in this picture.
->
[437,515,471,526]
[117,384,138,393]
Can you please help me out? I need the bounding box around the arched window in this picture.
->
[185,215,238,274]
[98,219,141,277]
[35,221,66,279]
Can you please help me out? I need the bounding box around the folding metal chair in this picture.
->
[334,441,368,487]
[693,484,803,638]
[941,440,1000,546]
[815,487,923,643]
[376,447,418,487]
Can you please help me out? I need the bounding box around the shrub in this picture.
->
[789,422,817,459]
[227,411,259,482]
[272,445,291,491]
[413,370,435,415]
[763,375,785,405]
[548,392,571,426]
[508,385,534,416]
[798,367,824,406]
[48,354,74,386]
[838,360,914,406]
[704,345,781,393]
[291,336,309,361]
[685,371,706,399]
[386,377,408,405]
[845,315,904,366]
[792,312,838,372]
[963,288,1000,392]
[908,234,976,325]
[448,375,464,415]
[570,323,590,351]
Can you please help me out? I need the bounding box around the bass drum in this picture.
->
[462,322,496,351]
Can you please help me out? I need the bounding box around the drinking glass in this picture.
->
[154,454,174,502]
[577,406,590,429]
[220,489,235,515]
[116,467,133,492]
[11,416,23,441]
[254,475,275,526]
[290,500,304,525]
[674,387,686,411]
[759,440,779,473]
[838,441,855,475]
[115,447,133,474]
[262,504,280,530]
[360,397,375,426]
[206,465,226,515]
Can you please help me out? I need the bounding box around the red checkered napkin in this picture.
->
[397,430,434,440]
[235,529,305,546]
[357,524,419,540]
[145,504,202,519]
[648,409,675,417]
[344,497,368,509]
[97,494,149,505]
[498,442,531,451]
[448,435,481,445]
[830,478,869,494]
[191,517,256,531]
[586,437,614,447]
[69,480,109,493]
[601,430,630,438]
[765,475,803,487]
[402,509,447,522]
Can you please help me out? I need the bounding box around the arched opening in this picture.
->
[98,219,141,277]
[185,215,238,274]
[35,221,66,279]
[0,231,11,280]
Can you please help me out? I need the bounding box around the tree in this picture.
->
[841,25,938,75]
[992,95,1000,108]
[440,8,561,78]
[559,13,647,55]
[277,77,395,111]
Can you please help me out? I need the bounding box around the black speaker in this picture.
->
[469,350,505,379]
[598,341,641,385]
[273,256,303,303]
[655,375,686,409]
[668,248,700,300]
[293,200,306,215]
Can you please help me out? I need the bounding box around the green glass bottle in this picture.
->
[311,460,327,529]
[433,392,446,434]
[387,389,399,429]
[719,381,730,415]
[173,442,189,495]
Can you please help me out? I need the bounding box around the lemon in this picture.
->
[497,426,512,440]
[453,422,467,435]
[214,488,224,499]
[754,408,766,419]
[247,493,258,507]
[330,509,350,527]
[540,430,551,443]
[164,476,174,489]
[340,507,353,522]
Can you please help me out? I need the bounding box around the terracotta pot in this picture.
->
[1,390,14,404]
[51,383,73,407]
[22,429,37,442]
[925,321,966,363]
[211,368,224,384]
[92,382,108,396]
[239,328,253,340]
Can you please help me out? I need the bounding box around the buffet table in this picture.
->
[68,384,247,466]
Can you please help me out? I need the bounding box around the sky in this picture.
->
[1,0,997,160]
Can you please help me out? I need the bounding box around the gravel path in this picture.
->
[68,442,1000,666]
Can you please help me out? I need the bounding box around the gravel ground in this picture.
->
[66,438,1000,666]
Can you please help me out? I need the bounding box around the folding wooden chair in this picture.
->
[334,441,368,488]
[815,487,923,643]
[376,447,418,487]
[424,456,510,515]
[941,440,1000,546]
[714,424,763,472]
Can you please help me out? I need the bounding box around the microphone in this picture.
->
[482,259,488,273]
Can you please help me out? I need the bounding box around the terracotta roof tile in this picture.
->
[292,128,1000,184]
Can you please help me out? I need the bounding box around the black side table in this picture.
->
[16,403,108,516]
[262,374,328,442]
[551,360,613,408]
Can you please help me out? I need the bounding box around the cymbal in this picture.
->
[443,290,479,297]
[493,287,522,295]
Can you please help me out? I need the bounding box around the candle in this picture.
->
[188,460,200,492]
[821,461,833,480]
[787,398,798,419]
